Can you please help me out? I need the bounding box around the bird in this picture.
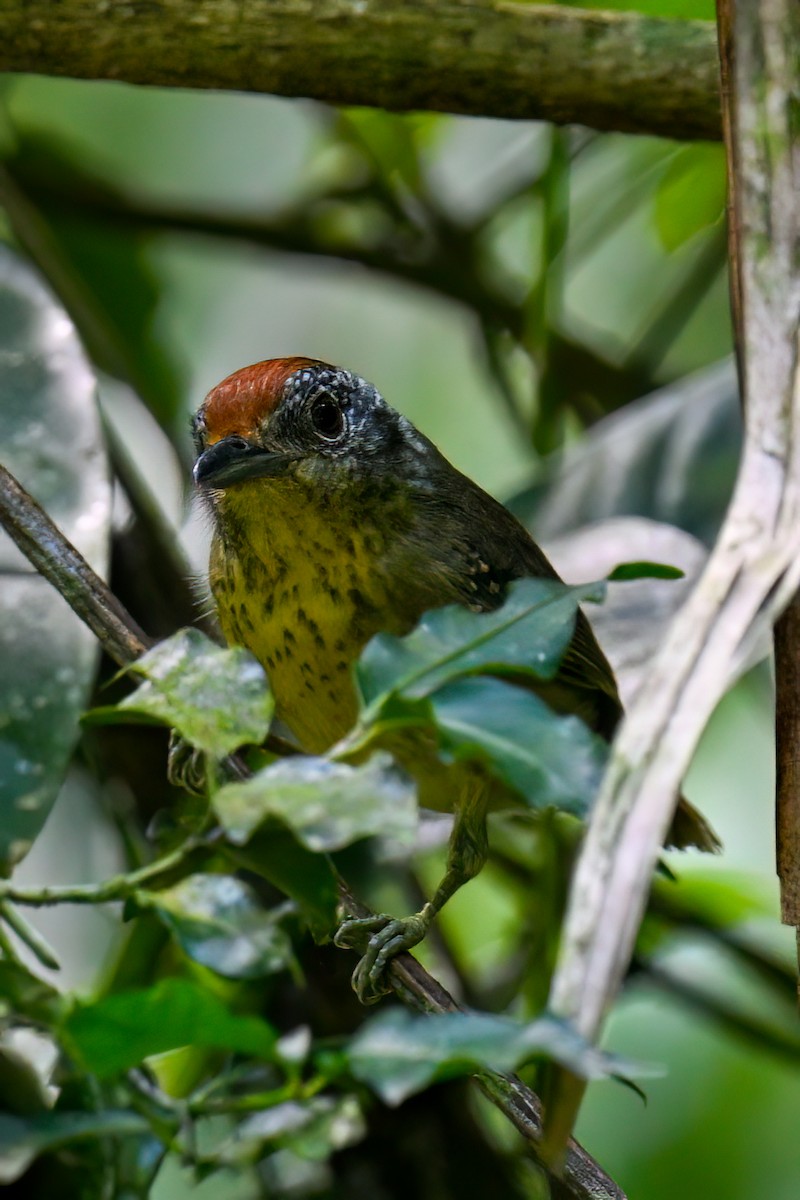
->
[192,356,719,1000]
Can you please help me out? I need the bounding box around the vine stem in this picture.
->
[0,839,204,907]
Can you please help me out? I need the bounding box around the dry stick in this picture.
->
[0,462,623,1200]
[775,601,800,987]
[543,0,800,1164]
[717,0,800,990]
[0,1,720,141]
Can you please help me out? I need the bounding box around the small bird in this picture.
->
[192,357,719,999]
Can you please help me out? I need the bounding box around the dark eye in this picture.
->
[310,393,345,442]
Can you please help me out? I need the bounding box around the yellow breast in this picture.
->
[208,481,408,753]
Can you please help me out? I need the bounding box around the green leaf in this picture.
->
[136,874,295,980]
[110,628,274,757]
[0,244,110,872]
[654,144,726,253]
[214,1096,364,1166]
[225,828,338,942]
[357,577,604,710]
[431,676,607,815]
[345,1009,659,1107]
[213,753,417,852]
[607,560,684,581]
[0,1110,149,1185]
[62,978,277,1078]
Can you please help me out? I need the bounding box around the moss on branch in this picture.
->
[0,1,720,140]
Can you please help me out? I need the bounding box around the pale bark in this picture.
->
[546,0,800,1155]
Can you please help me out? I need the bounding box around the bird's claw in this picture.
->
[167,731,207,795]
[335,912,430,1004]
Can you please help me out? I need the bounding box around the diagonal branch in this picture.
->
[544,0,800,1160]
[0,1,720,141]
[0,459,624,1200]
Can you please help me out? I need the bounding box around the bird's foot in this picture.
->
[167,731,207,795]
[334,909,432,1004]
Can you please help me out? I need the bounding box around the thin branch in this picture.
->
[0,1,720,141]
[0,838,206,907]
[544,0,800,1160]
[0,459,623,1200]
[0,901,61,970]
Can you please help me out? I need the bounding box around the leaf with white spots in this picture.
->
[0,245,110,872]
[90,628,274,758]
[213,753,417,852]
[135,874,295,980]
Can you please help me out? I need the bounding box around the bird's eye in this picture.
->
[310,393,346,442]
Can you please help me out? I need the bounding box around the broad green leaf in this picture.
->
[213,753,417,852]
[214,1096,364,1166]
[0,244,110,872]
[345,1009,659,1107]
[62,978,277,1078]
[650,866,778,931]
[225,828,338,941]
[136,874,295,980]
[607,560,684,582]
[357,577,604,710]
[108,628,273,757]
[654,144,726,253]
[0,1110,149,1185]
[431,676,607,814]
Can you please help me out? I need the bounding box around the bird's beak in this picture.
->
[193,436,297,489]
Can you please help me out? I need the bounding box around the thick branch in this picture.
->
[0,460,623,1200]
[544,0,800,1157]
[0,1,720,140]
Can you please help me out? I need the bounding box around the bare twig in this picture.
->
[544,0,800,1159]
[0,1,720,141]
[0,459,624,1199]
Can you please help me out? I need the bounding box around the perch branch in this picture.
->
[0,1,720,141]
[0,460,623,1200]
[544,0,800,1159]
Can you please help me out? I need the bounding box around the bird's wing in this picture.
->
[437,475,623,737]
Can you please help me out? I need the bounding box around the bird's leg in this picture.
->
[336,783,489,1003]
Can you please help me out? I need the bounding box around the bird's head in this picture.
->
[192,357,435,501]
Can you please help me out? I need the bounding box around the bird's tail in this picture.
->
[668,795,722,853]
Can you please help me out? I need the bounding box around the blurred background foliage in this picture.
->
[1,0,799,1196]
